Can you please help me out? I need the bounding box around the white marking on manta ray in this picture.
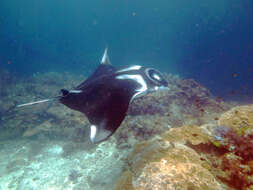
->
[116,74,148,102]
[69,90,82,93]
[153,73,161,81]
[116,65,142,73]
[151,86,170,92]
[101,48,110,64]
[90,125,97,143]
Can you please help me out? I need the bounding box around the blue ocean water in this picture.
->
[1,1,253,189]
[0,0,252,101]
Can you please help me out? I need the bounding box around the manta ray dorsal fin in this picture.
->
[74,49,115,89]
[101,47,111,65]
[90,124,112,143]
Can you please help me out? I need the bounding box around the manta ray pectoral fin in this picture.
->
[90,124,112,143]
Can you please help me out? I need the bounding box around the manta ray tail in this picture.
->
[16,88,81,108]
[16,95,62,108]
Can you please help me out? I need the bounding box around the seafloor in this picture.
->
[0,69,252,190]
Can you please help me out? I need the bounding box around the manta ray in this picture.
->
[17,48,168,143]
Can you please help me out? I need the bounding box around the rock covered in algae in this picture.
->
[218,104,253,136]
[203,105,253,190]
[115,128,223,190]
[129,75,231,119]
[0,71,86,140]
[161,125,212,145]
[114,115,173,146]
[123,75,233,146]
[116,118,253,190]
[116,89,232,147]
[132,147,220,190]
[179,105,253,190]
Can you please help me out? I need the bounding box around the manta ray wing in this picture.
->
[59,73,140,143]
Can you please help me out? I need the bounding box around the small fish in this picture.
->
[232,73,238,78]
[8,60,11,64]
[17,48,168,143]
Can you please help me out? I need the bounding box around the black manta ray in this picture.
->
[17,48,168,143]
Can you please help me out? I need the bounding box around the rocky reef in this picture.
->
[0,68,252,190]
[0,70,86,141]
[114,74,233,146]
[115,105,253,190]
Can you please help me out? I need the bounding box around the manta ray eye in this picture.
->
[145,68,165,84]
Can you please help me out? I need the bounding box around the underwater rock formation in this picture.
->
[0,137,128,190]
[115,74,233,146]
[0,71,86,140]
[210,105,253,190]
[129,75,230,118]
[115,128,222,190]
[115,105,253,190]
[218,104,253,136]
[1,68,253,190]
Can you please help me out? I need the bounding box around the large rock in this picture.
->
[115,127,223,190]
[218,104,253,136]
[129,77,231,118]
